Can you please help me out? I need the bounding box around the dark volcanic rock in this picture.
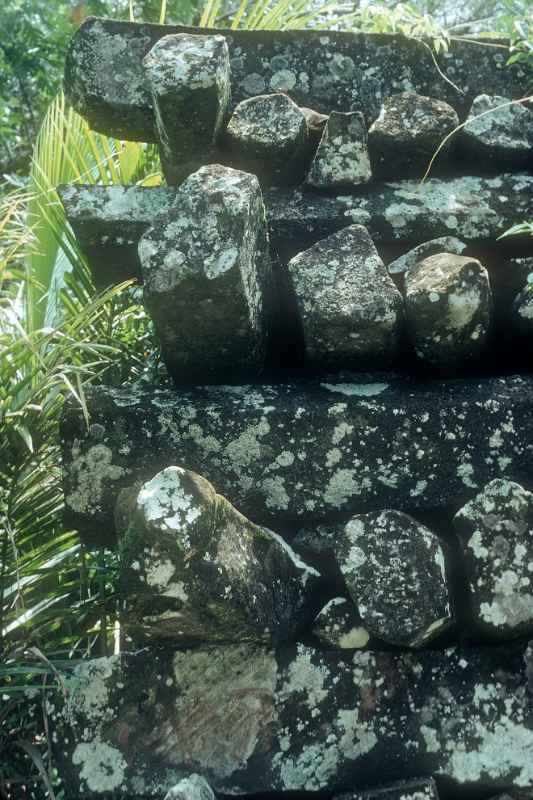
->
[49,642,533,795]
[454,479,533,639]
[287,225,403,366]
[58,175,533,287]
[61,373,533,546]
[138,164,272,385]
[405,253,492,367]
[224,93,309,185]
[512,284,533,336]
[337,777,439,800]
[368,92,459,179]
[119,465,319,645]
[165,775,215,800]
[300,106,329,147]
[336,510,451,647]
[64,18,526,142]
[306,111,372,188]
[387,236,467,277]
[312,597,369,649]
[459,94,533,170]
[143,34,231,185]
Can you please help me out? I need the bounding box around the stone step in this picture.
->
[59,173,533,289]
[65,18,525,142]
[61,373,533,547]
[48,641,532,795]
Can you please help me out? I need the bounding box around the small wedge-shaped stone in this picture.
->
[306,111,371,188]
[164,775,215,800]
[143,34,231,185]
[313,597,369,649]
[336,510,452,647]
[368,92,459,179]
[454,479,533,638]
[224,93,309,185]
[119,466,319,644]
[388,236,467,277]
[337,777,440,800]
[288,224,404,365]
[405,252,492,367]
[138,164,272,385]
[459,94,533,170]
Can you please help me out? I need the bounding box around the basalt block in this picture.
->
[387,236,467,277]
[138,164,272,385]
[287,225,403,366]
[312,597,369,649]
[49,642,533,795]
[459,94,533,170]
[336,510,452,648]
[164,775,215,800]
[306,111,372,188]
[337,777,440,800]
[64,18,526,142]
[143,33,231,185]
[119,466,319,645]
[61,373,533,546]
[454,479,533,639]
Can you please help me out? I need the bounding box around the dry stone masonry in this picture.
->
[55,15,533,800]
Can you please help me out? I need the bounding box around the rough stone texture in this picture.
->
[368,92,459,179]
[459,94,533,170]
[143,34,230,185]
[313,597,369,649]
[58,184,176,288]
[50,642,533,795]
[387,236,467,277]
[118,465,319,645]
[138,164,272,384]
[300,106,328,147]
[512,284,533,336]
[337,777,439,800]
[64,18,526,142]
[60,373,533,546]
[306,111,371,188]
[336,510,451,648]
[164,775,214,800]
[58,175,533,287]
[405,253,492,367]
[224,93,309,185]
[287,225,404,366]
[454,479,533,639]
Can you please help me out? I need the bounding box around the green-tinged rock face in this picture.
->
[119,465,320,644]
[288,224,404,366]
[454,479,533,639]
[49,643,533,795]
[459,94,533,170]
[306,111,372,189]
[224,93,310,186]
[138,164,272,385]
[336,510,452,648]
[368,91,459,179]
[143,33,231,184]
[405,252,492,368]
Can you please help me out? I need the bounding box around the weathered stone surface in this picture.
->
[512,284,533,336]
[58,184,175,288]
[164,775,214,800]
[138,164,272,384]
[405,253,492,367]
[61,373,533,546]
[58,175,533,287]
[300,106,328,147]
[143,34,230,185]
[64,18,526,142]
[224,93,309,185]
[336,510,451,647]
[387,236,467,277]
[50,642,533,795]
[337,777,439,800]
[306,111,371,188]
[454,479,533,639]
[459,94,533,170]
[119,465,319,645]
[313,597,369,649]
[288,225,403,366]
[368,92,459,179]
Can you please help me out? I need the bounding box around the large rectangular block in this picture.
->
[61,373,533,546]
[65,18,526,142]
